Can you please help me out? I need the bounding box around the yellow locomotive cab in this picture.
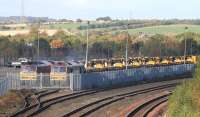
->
[114,63,125,68]
[175,58,182,64]
[146,60,156,66]
[132,62,141,67]
[161,59,169,65]
[186,57,193,63]
[94,64,104,69]
[192,56,197,64]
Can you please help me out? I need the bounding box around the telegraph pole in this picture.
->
[184,27,188,64]
[85,21,90,68]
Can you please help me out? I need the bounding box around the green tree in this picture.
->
[33,38,50,57]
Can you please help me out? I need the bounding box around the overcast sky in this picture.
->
[0,0,199,20]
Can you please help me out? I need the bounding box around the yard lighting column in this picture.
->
[184,27,188,64]
[125,24,129,70]
[37,22,40,60]
[85,21,90,68]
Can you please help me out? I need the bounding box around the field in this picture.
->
[1,24,200,36]
[125,24,200,34]
[42,23,83,29]
[0,29,72,36]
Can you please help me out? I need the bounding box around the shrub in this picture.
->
[167,63,200,117]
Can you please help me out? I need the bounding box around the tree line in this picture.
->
[0,28,200,64]
[78,19,200,30]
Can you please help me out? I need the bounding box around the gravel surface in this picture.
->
[91,89,172,117]
[34,79,188,117]
[39,89,72,102]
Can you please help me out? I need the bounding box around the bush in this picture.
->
[167,63,200,117]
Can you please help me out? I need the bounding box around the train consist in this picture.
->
[85,55,197,72]
[18,55,196,90]
[20,55,197,75]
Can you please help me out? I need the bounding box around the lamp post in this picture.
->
[85,21,90,68]
[125,24,129,70]
[184,27,188,64]
[37,21,40,60]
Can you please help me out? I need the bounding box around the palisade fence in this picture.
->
[0,67,19,96]
[0,79,8,96]
[6,73,70,89]
[0,64,196,96]
[70,64,195,91]
[0,68,70,96]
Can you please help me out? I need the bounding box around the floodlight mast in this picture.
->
[37,21,40,60]
[85,21,90,68]
[125,24,129,70]
[184,27,188,64]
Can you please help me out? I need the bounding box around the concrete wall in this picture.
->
[70,64,195,91]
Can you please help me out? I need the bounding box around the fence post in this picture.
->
[40,73,42,89]
[0,81,2,96]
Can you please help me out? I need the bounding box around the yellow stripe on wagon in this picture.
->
[50,73,67,80]
[20,72,37,80]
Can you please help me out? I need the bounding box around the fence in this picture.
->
[0,67,19,77]
[70,64,195,91]
[0,79,8,96]
[6,73,70,90]
[0,68,19,96]
[0,64,196,95]
[0,68,70,96]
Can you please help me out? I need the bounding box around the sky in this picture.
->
[0,0,200,20]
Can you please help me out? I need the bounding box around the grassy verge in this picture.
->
[167,63,200,117]
[0,90,23,116]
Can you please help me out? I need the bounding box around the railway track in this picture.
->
[62,83,176,117]
[23,90,48,108]
[11,89,60,117]
[12,80,182,117]
[125,92,171,117]
[11,89,105,117]
[142,98,168,117]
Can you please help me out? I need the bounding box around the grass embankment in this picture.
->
[167,63,200,117]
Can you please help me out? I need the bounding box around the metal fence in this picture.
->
[70,64,195,91]
[0,67,70,96]
[0,79,8,96]
[0,64,196,95]
[6,73,70,89]
[0,68,19,96]
[0,67,19,77]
